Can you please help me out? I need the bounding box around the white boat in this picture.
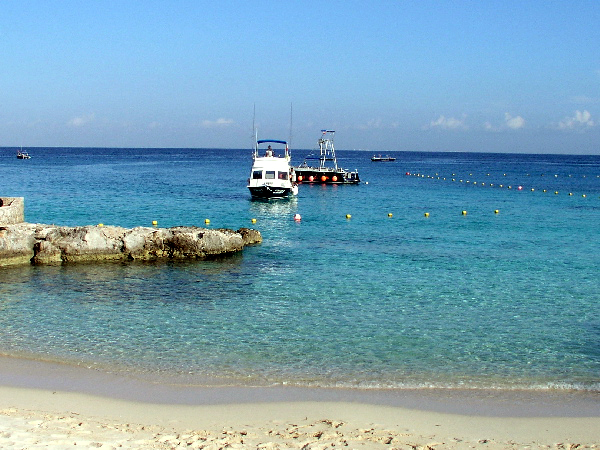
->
[247,137,298,199]
[17,148,31,159]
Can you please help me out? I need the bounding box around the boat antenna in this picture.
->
[289,103,293,149]
[252,103,258,157]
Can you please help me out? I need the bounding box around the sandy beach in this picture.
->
[1,383,599,449]
[0,356,598,448]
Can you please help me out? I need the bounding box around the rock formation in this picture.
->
[0,223,262,267]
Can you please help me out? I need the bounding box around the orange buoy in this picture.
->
[321,175,327,182]
[309,176,314,182]
[297,175,303,181]
[332,175,338,182]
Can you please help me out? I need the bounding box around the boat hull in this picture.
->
[294,167,360,184]
[248,185,293,199]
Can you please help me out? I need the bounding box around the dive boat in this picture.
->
[294,130,360,184]
[247,137,298,199]
[371,155,396,162]
[16,148,31,159]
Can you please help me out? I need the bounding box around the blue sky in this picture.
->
[1,1,599,153]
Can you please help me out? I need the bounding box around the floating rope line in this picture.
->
[405,172,599,199]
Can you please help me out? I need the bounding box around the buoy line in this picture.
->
[405,171,597,199]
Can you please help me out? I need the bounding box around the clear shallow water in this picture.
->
[1,147,599,391]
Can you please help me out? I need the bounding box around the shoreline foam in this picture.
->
[1,355,598,417]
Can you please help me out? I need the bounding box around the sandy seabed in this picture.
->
[0,357,599,449]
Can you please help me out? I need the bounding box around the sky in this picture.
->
[1,1,599,154]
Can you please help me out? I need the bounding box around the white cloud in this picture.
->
[201,118,234,128]
[558,110,595,130]
[426,115,467,130]
[484,113,525,132]
[484,121,496,131]
[504,113,525,130]
[67,113,95,127]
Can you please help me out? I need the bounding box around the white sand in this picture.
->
[1,385,599,449]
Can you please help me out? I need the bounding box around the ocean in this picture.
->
[1,147,599,394]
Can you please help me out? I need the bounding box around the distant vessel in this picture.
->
[294,130,360,184]
[371,155,396,162]
[17,148,31,159]
[247,136,298,199]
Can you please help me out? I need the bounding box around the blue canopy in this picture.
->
[257,139,287,145]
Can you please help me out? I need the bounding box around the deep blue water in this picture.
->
[1,147,599,391]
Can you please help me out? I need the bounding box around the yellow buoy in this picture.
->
[555,191,559,195]
[251,218,257,223]
[152,220,158,226]
[346,214,351,219]
[582,194,586,198]
[494,209,499,214]
[424,212,430,217]
[204,219,210,224]
[461,210,467,215]
[388,213,393,217]
[569,192,573,196]
[98,223,104,227]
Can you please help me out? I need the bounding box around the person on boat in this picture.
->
[265,145,273,157]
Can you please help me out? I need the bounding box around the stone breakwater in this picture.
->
[0,223,262,267]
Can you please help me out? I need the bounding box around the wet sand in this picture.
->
[1,356,599,448]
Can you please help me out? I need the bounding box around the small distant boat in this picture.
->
[294,130,360,184]
[247,135,298,199]
[17,148,31,159]
[371,155,395,162]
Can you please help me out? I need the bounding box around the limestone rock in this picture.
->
[0,223,262,267]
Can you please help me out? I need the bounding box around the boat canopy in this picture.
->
[257,139,287,145]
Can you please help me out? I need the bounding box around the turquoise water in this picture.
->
[1,147,599,391]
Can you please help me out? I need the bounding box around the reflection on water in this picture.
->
[248,196,299,216]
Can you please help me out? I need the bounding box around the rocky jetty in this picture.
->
[0,223,262,267]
